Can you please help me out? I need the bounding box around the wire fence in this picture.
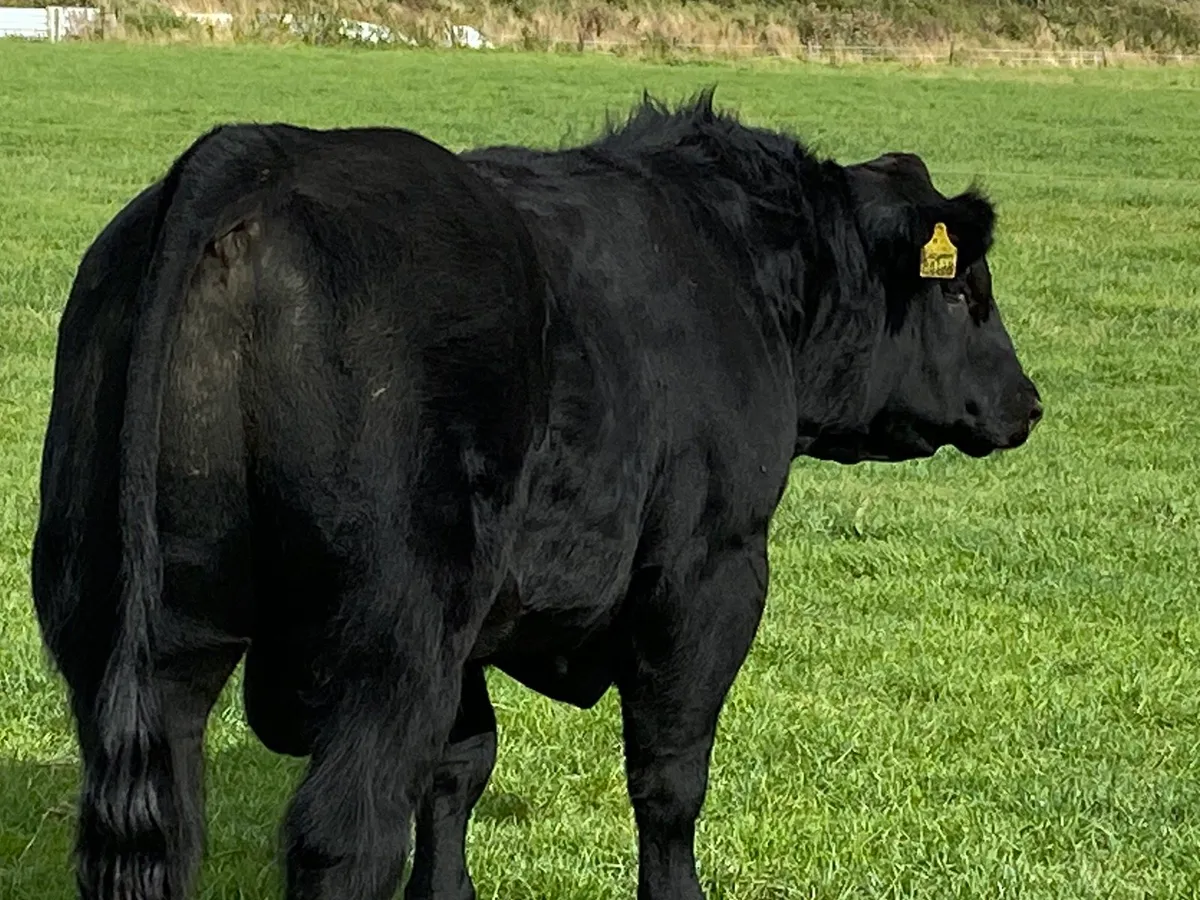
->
[582,39,1200,67]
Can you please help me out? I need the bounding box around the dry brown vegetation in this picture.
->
[18,0,1200,61]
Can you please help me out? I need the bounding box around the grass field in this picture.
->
[2,42,1199,900]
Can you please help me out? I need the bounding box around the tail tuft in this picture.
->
[75,648,180,900]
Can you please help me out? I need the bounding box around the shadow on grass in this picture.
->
[0,755,77,900]
[0,738,540,900]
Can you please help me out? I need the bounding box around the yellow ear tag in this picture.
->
[919,222,958,280]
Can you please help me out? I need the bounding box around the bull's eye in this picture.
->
[946,290,967,306]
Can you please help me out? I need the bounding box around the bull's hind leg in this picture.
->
[404,664,497,900]
[70,526,251,900]
[617,539,768,900]
[281,558,468,900]
[74,645,245,900]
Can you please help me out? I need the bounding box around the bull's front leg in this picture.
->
[617,536,768,900]
[404,664,497,900]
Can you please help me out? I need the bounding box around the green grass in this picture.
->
[2,41,1200,899]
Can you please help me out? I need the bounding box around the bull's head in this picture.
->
[799,152,1042,464]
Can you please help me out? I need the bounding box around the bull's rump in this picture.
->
[35,123,554,754]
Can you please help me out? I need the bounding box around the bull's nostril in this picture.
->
[1029,402,1043,424]
[965,400,980,417]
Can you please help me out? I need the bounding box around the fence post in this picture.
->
[948,38,955,65]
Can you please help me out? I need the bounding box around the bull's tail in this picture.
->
[78,125,266,900]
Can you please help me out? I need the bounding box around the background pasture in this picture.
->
[1,43,1198,899]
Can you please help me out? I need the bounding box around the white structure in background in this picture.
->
[187,11,232,28]
[446,24,490,48]
[276,12,412,46]
[275,13,491,48]
[0,5,490,48]
[0,5,97,41]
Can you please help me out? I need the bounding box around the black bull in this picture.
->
[31,92,1041,900]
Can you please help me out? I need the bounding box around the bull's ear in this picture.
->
[851,173,997,282]
[920,189,995,277]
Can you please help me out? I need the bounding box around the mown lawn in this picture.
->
[1,42,1198,899]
